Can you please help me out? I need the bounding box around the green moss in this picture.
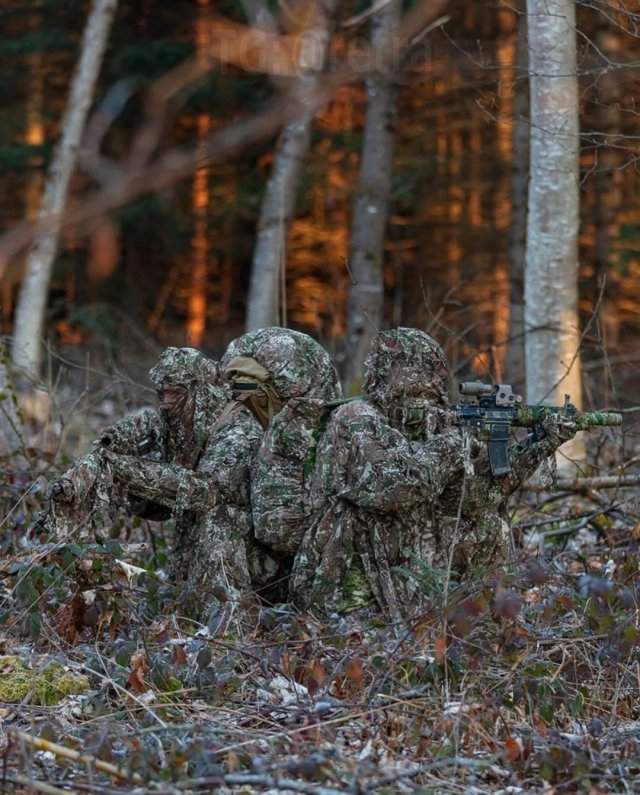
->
[339,564,373,613]
[591,513,614,531]
[0,656,89,706]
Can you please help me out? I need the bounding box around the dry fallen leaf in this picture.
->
[434,634,447,664]
[344,657,364,689]
[504,735,522,762]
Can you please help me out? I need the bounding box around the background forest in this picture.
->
[1,0,639,402]
[2,2,640,794]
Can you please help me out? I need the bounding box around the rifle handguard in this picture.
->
[514,406,623,429]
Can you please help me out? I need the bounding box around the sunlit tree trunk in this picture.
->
[493,8,518,382]
[12,0,118,375]
[506,2,528,390]
[188,0,213,347]
[525,0,583,463]
[343,0,401,392]
[0,2,45,455]
[2,2,45,334]
[593,27,622,362]
[246,0,337,332]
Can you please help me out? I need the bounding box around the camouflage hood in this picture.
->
[363,328,449,415]
[149,347,227,467]
[221,328,342,402]
[149,347,219,390]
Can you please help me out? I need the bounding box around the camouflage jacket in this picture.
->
[290,398,466,622]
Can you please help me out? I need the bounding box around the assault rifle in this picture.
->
[455,382,623,477]
[35,409,164,535]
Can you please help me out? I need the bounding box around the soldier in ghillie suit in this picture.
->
[47,348,264,625]
[289,328,577,623]
[105,348,266,623]
[220,327,342,584]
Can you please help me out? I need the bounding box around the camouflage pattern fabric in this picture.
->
[290,329,466,622]
[289,328,578,621]
[289,397,465,623]
[222,327,342,556]
[363,327,450,413]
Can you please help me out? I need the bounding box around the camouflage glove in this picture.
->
[540,412,578,449]
[49,478,75,505]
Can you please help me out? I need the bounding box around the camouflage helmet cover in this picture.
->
[363,328,449,411]
[149,347,219,390]
[221,327,341,401]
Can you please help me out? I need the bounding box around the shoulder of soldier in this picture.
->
[210,402,264,445]
[327,398,383,433]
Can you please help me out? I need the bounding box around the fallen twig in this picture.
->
[11,729,144,784]
[116,773,350,795]
[188,774,348,794]
[524,474,640,492]
[6,773,78,795]
[362,756,495,792]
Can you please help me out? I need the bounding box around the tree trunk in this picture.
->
[0,343,25,458]
[505,2,528,390]
[12,0,119,375]
[343,0,401,393]
[525,0,583,463]
[593,28,621,365]
[246,0,337,332]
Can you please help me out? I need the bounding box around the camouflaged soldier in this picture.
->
[220,327,342,574]
[102,348,264,617]
[48,348,264,621]
[290,328,577,622]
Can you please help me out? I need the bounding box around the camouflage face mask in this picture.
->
[149,347,219,392]
[389,400,430,439]
[364,328,450,415]
[224,356,283,429]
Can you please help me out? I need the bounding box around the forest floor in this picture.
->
[2,371,640,794]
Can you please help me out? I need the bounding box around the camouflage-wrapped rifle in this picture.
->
[35,408,165,534]
[455,382,623,477]
[98,407,163,458]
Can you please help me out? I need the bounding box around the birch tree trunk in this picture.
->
[343,0,401,392]
[12,0,119,375]
[525,0,584,462]
[246,0,337,332]
[0,343,25,458]
[505,3,528,390]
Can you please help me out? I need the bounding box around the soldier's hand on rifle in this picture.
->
[49,478,75,504]
[540,412,578,448]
